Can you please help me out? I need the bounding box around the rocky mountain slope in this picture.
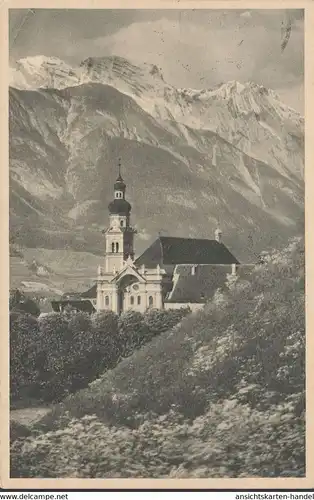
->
[9,55,304,264]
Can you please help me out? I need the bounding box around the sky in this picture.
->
[9,9,304,112]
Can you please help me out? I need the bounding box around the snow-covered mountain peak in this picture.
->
[11,55,80,89]
[78,55,165,87]
[17,55,67,69]
[9,54,303,182]
[178,80,280,104]
[10,54,167,97]
[10,54,300,118]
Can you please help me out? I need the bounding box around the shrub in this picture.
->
[11,396,305,478]
[36,313,73,401]
[143,308,187,335]
[91,311,120,370]
[10,312,42,400]
[10,289,40,317]
[10,302,186,406]
[118,310,151,355]
[10,421,31,443]
[37,311,120,400]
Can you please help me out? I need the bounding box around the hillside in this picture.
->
[10,247,100,294]
[9,55,304,267]
[11,237,305,478]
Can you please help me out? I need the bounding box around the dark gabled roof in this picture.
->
[166,264,230,303]
[135,236,239,268]
[80,284,97,299]
[51,299,96,313]
[166,264,253,303]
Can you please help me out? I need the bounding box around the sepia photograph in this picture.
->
[7,5,305,481]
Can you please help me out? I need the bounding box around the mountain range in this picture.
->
[9,55,304,279]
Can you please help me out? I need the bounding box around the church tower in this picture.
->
[103,160,136,273]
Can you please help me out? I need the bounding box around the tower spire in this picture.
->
[117,157,122,181]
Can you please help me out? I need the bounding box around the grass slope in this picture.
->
[11,237,305,478]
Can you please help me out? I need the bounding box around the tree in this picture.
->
[10,289,40,317]
[144,308,190,336]
[37,313,73,401]
[91,311,120,369]
[118,310,150,354]
[10,312,41,400]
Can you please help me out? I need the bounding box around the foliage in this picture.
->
[118,310,151,355]
[90,311,120,370]
[10,289,40,317]
[10,305,186,405]
[10,421,31,443]
[11,237,305,478]
[143,308,190,335]
[11,396,305,478]
[10,312,42,400]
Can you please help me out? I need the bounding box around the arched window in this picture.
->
[105,296,109,306]
[130,296,134,305]
[137,295,141,305]
[111,242,115,253]
[120,220,124,227]
[116,242,119,253]
[148,296,153,307]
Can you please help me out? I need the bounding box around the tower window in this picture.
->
[130,295,134,305]
[111,242,115,253]
[105,296,109,306]
[137,295,141,305]
[120,220,124,227]
[115,242,119,253]
[148,296,154,307]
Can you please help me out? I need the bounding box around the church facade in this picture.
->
[52,167,253,315]
[96,171,172,314]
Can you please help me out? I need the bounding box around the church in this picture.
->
[52,165,252,315]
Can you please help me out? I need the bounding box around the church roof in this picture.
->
[108,198,131,215]
[134,236,239,268]
[51,299,96,313]
[81,284,97,298]
[114,175,126,191]
[166,264,254,303]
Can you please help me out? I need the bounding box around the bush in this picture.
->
[11,397,305,478]
[10,313,42,400]
[37,311,120,400]
[91,311,120,369]
[10,421,31,443]
[143,308,186,335]
[10,289,40,317]
[118,310,151,355]
[10,304,186,406]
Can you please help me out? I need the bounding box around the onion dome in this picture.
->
[108,159,131,214]
[108,198,131,215]
[114,174,126,192]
